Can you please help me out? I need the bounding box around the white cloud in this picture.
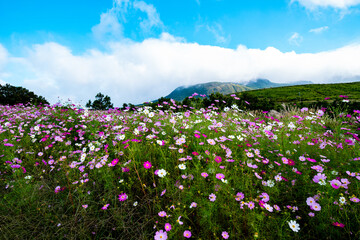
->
[91,0,130,41]
[289,32,303,46]
[0,44,9,86]
[309,26,329,33]
[292,0,360,10]
[206,23,230,44]
[3,36,360,106]
[133,1,164,33]
[0,44,8,67]
[92,0,163,41]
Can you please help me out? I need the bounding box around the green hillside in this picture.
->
[165,82,252,101]
[239,81,360,102]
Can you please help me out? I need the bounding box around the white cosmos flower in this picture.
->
[178,164,186,170]
[288,220,300,232]
[267,180,275,187]
[221,178,228,184]
[157,169,167,178]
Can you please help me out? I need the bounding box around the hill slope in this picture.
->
[240,81,360,102]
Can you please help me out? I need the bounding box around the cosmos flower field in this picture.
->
[0,99,359,239]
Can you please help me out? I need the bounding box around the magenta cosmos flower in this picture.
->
[214,156,222,163]
[216,173,225,180]
[143,161,152,169]
[164,223,171,232]
[118,193,128,201]
[154,230,167,240]
[332,222,345,228]
[183,230,192,238]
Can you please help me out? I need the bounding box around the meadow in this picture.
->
[0,97,359,239]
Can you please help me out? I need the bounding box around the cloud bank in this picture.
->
[1,35,360,106]
[292,0,360,10]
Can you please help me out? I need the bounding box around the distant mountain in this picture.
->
[245,79,313,89]
[162,79,314,102]
[165,82,252,101]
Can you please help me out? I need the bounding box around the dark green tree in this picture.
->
[0,83,49,106]
[86,92,114,110]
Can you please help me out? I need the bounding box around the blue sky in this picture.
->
[1,0,360,105]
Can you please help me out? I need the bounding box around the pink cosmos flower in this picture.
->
[161,189,166,196]
[260,192,270,202]
[207,139,216,145]
[209,193,216,202]
[248,201,255,210]
[183,230,192,238]
[306,197,316,206]
[311,203,321,211]
[201,172,208,178]
[190,202,197,208]
[313,173,327,183]
[164,223,171,232]
[158,211,167,217]
[143,161,152,169]
[154,230,168,240]
[101,204,110,210]
[118,193,128,202]
[235,192,244,201]
[222,231,229,239]
[54,186,61,194]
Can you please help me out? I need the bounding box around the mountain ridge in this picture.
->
[163,79,313,101]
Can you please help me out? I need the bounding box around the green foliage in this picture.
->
[241,82,360,103]
[86,92,114,110]
[0,83,49,106]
